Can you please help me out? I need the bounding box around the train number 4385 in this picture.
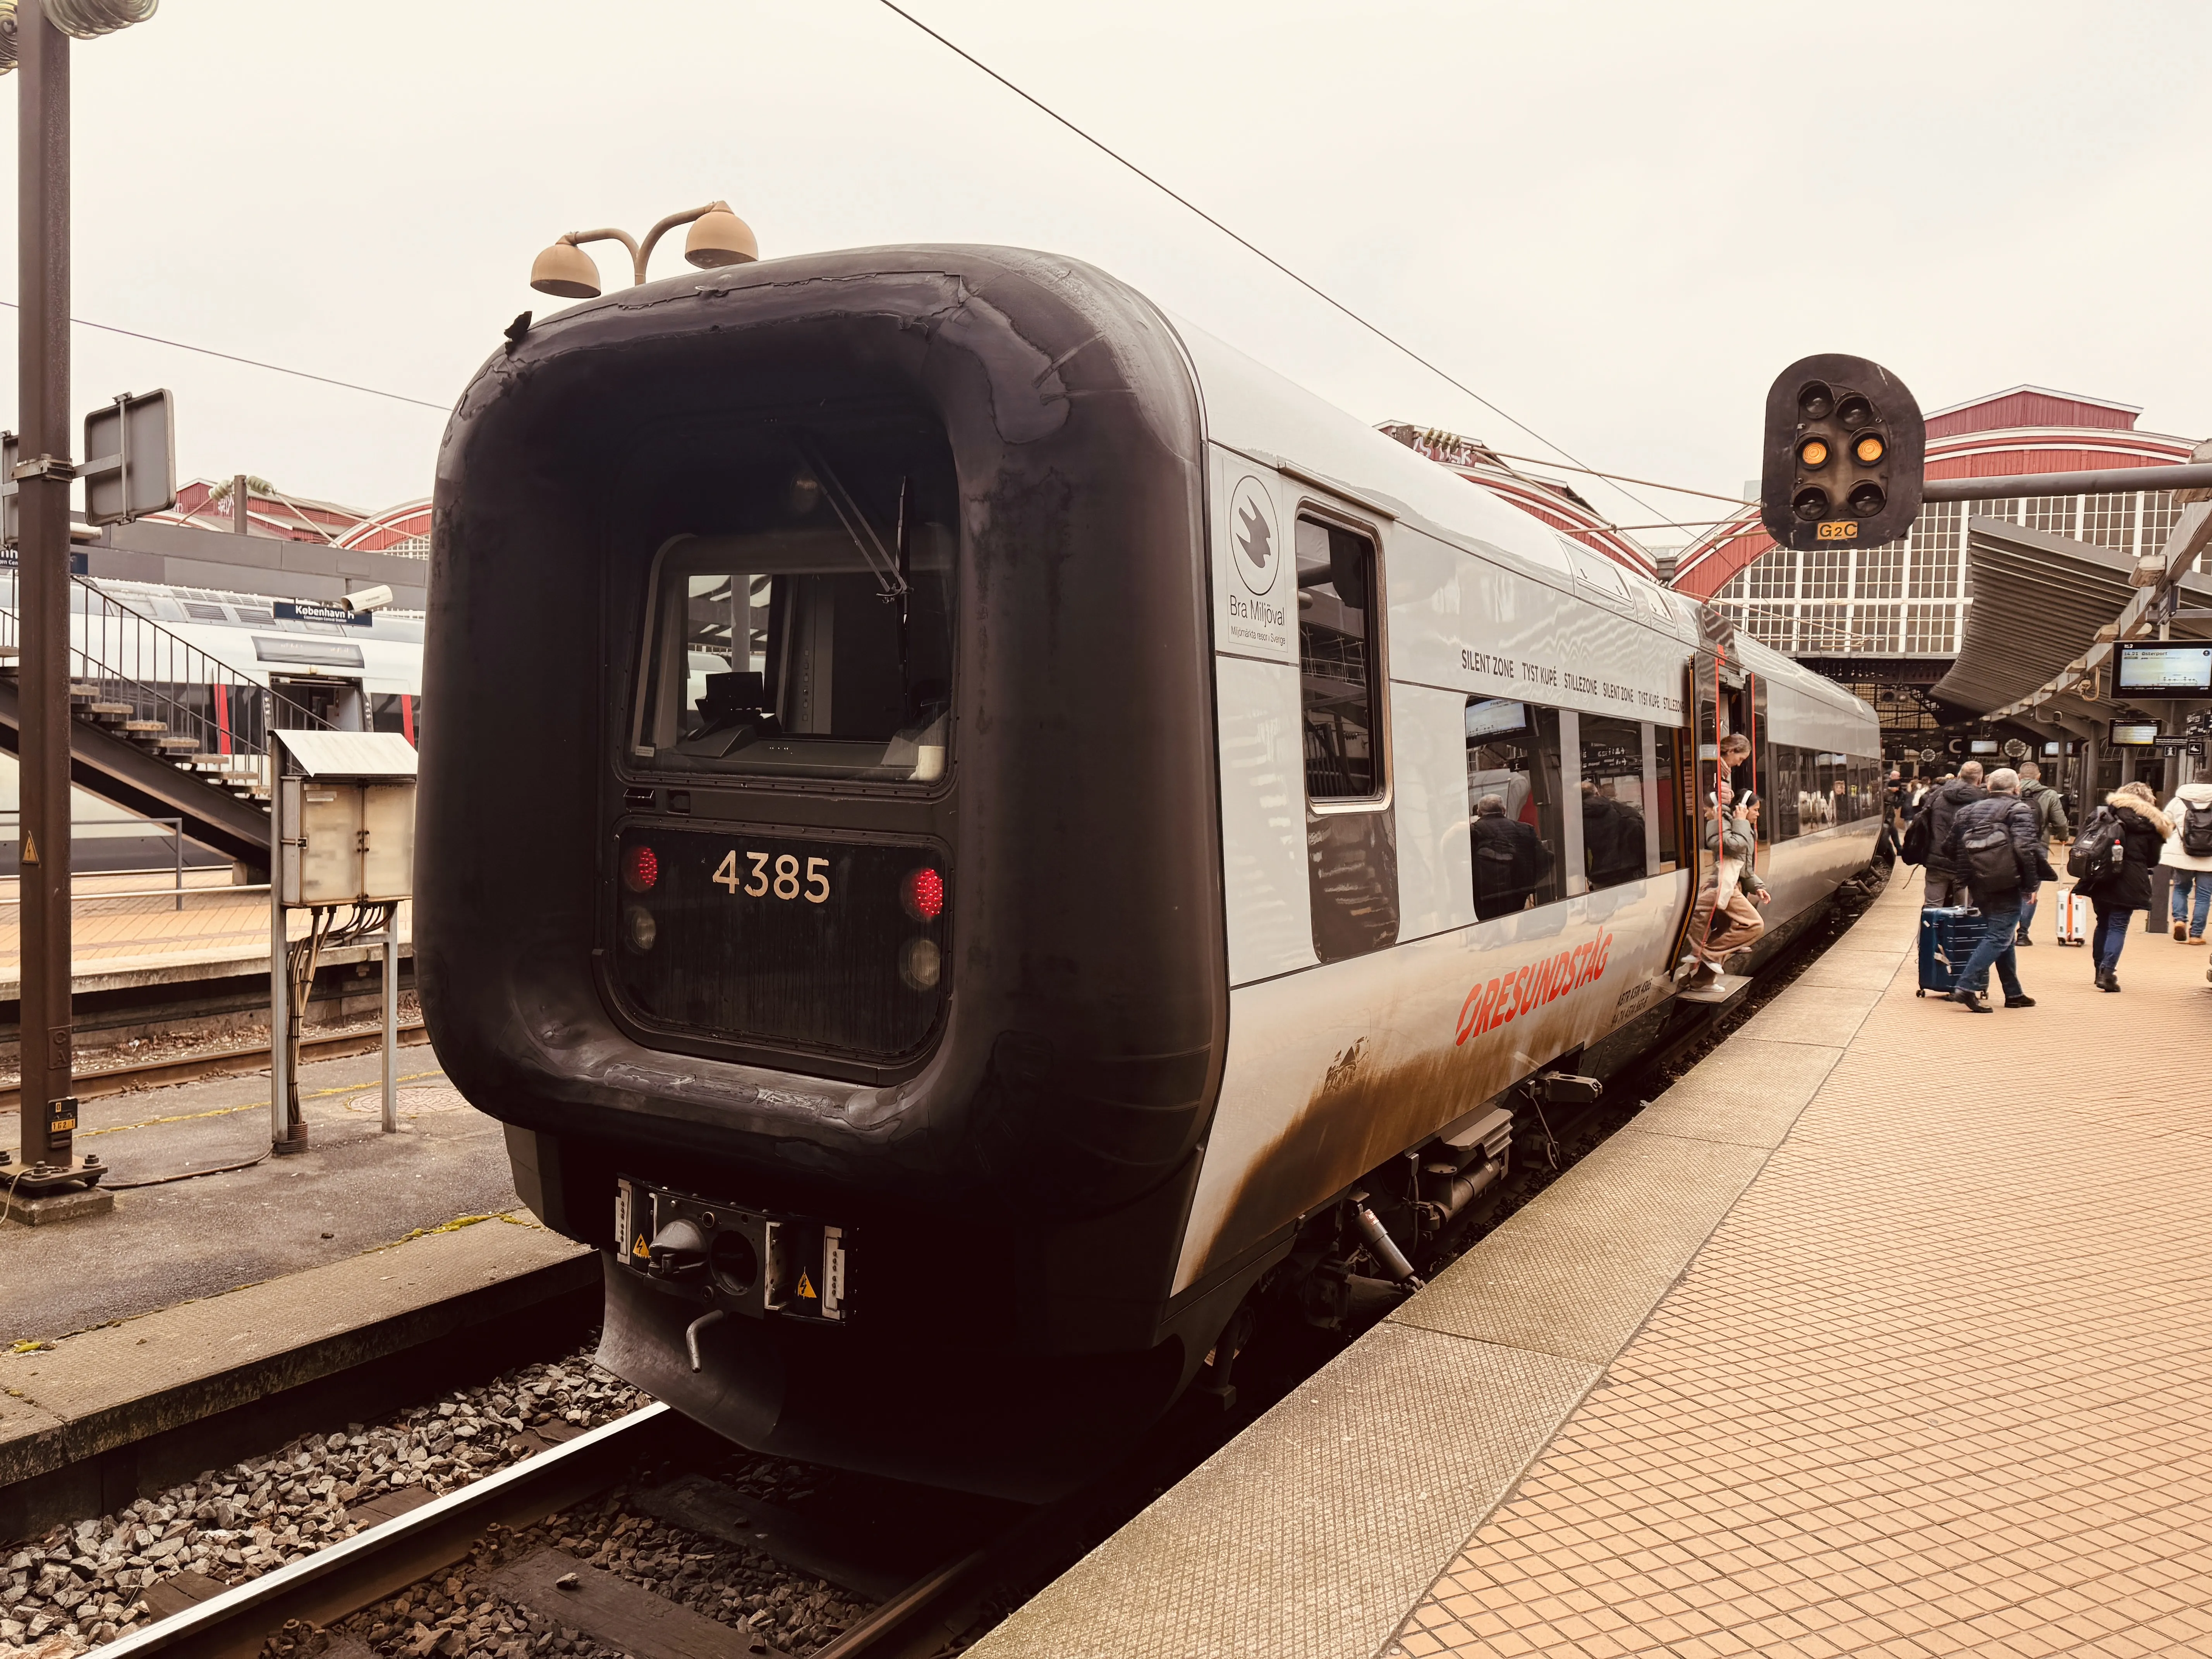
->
[713,850,831,903]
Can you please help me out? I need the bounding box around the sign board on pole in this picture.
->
[81,390,177,527]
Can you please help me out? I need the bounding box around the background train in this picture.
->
[418,244,1881,1501]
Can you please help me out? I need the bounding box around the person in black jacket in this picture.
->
[2081,781,2172,991]
[1472,794,1553,920]
[1938,768,2041,1011]
[1921,761,1987,908]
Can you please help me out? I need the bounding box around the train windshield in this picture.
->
[631,452,955,784]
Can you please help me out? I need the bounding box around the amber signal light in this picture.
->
[1854,433,1885,465]
[1798,437,1830,469]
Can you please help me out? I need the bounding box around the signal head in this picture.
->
[1760,355,1924,552]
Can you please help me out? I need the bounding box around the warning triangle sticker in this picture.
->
[20,833,36,867]
[632,1234,651,1260]
[794,1269,817,1300]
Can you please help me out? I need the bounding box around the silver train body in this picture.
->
[419,246,1881,1500]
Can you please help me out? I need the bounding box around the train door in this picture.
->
[1748,672,1770,880]
[1668,650,1720,971]
[270,672,368,731]
[1668,647,1749,973]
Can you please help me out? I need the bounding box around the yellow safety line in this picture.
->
[30,1067,450,1137]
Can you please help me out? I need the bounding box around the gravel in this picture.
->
[1,1344,876,1659]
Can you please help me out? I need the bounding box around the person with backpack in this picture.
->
[1912,761,1986,906]
[2014,761,2071,946]
[2073,781,2172,991]
[2159,778,2212,944]
[1938,768,2040,1012]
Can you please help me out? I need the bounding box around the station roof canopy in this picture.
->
[1931,517,2212,718]
[274,729,418,778]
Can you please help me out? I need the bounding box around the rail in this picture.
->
[0,570,334,799]
[0,811,188,907]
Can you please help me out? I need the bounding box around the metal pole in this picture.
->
[270,761,289,1154]
[17,2,74,1176]
[380,929,397,1134]
[231,472,248,535]
[172,816,182,912]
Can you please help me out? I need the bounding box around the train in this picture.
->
[418,244,1882,1501]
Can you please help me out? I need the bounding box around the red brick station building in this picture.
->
[1387,387,2203,777]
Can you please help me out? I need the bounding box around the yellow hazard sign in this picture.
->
[20,833,36,867]
[632,1234,650,1260]
[794,1269,817,1300]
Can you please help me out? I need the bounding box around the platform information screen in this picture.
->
[2110,720,2162,747]
[2115,642,2212,694]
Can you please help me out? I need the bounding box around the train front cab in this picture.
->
[419,249,1244,1501]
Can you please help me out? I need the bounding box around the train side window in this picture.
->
[1578,713,1648,890]
[1297,517,1382,800]
[1466,697,1563,920]
[1771,745,1801,840]
[1654,726,1682,870]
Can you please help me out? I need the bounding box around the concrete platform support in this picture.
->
[975,873,2212,1658]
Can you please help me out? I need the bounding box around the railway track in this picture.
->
[89,1398,1171,1659]
[0,1023,431,1114]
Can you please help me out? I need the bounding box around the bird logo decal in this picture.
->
[1237,502,1273,572]
[1228,476,1281,597]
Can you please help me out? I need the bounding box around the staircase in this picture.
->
[0,572,333,866]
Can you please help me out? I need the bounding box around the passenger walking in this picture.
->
[1937,768,2040,1012]
[2076,781,2171,991]
[1919,761,1987,909]
[2159,777,2212,943]
[2014,761,2071,945]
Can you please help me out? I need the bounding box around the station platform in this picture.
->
[975,872,2212,1659]
[0,1039,596,1540]
[0,876,412,988]
[1,1044,513,1340]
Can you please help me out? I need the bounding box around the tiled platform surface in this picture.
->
[974,873,2212,1659]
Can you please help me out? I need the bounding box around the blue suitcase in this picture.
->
[1917,906,1987,996]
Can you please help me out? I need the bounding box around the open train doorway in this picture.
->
[269,673,366,732]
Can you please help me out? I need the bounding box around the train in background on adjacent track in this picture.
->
[418,245,1881,1501]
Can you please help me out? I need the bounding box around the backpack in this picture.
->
[1959,810,2021,894]
[2068,808,2124,885]
[1899,809,1932,867]
[2184,800,2212,859]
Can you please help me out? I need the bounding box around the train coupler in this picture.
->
[616,1177,852,1325]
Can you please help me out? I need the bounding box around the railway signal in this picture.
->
[1759,354,1924,553]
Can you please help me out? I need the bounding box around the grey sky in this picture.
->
[0,0,2205,530]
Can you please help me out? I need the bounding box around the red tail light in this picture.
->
[623,844,659,893]
[901,867,945,921]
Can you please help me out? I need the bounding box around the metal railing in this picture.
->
[0,570,333,799]
[0,810,192,908]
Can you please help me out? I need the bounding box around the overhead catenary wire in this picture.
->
[867,0,1670,526]
[0,299,449,412]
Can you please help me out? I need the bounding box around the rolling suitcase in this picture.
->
[2054,887,2091,947]
[1917,905,1987,996]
